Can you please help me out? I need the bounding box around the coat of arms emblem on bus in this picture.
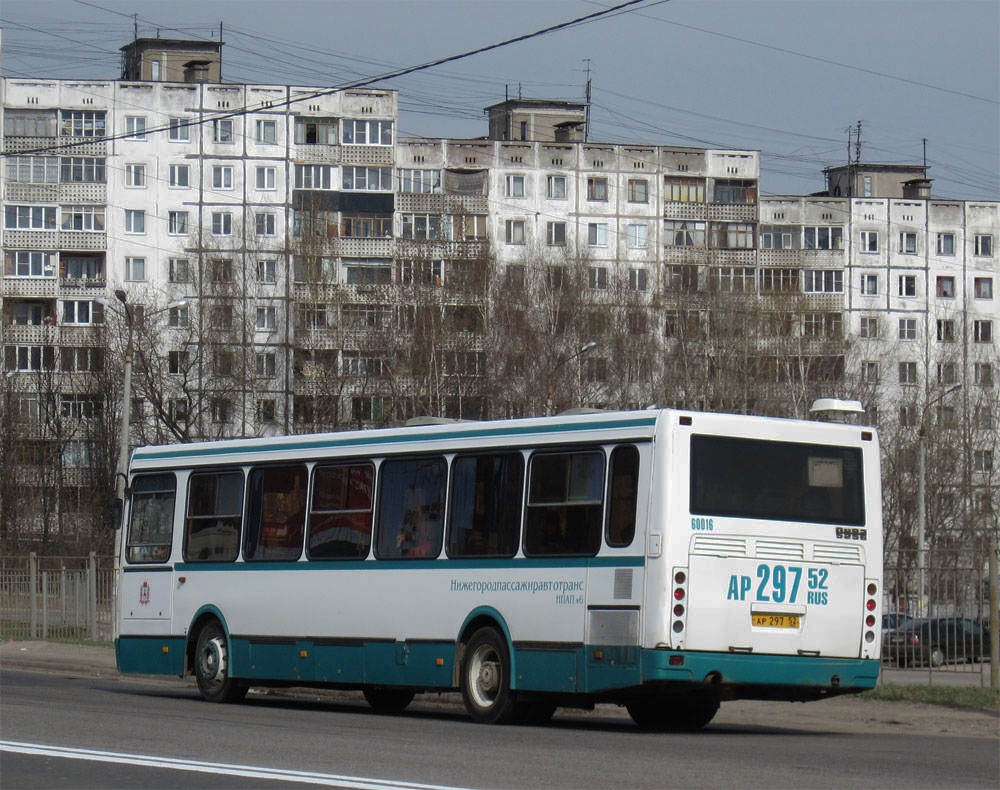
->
[138,581,150,606]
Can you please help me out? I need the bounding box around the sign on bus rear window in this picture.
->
[690,435,864,526]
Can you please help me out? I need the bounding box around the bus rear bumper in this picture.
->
[641,649,880,698]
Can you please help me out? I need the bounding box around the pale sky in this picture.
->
[2,0,997,199]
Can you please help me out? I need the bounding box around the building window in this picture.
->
[7,346,55,371]
[342,119,392,145]
[257,259,277,284]
[936,276,955,298]
[938,362,957,385]
[664,177,705,203]
[899,404,916,426]
[125,257,145,282]
[341,214,392,238]
[975,234,993,257]
[863,176,872,197]
[974,450,994,473]
[295,164,334,190]
[168,117,189,142]
[974,320,993,343]
[760,268,798,292]
[124,116,146,139]
[168,211,188,235]
[898,362,917,385]
[587,177,608,201]
[860,230,878,252]
[803,269,844,293]
[860,317,879,338]
[712,179,756,204]
[975,363,993,387]
[212,119,234,143]
[504,174,525,198]
[627,223,648,249]
[588,267,608,290]
[5,205,57,230]
[664,220,706,247]
[295,117,337,145]
[397,169,442,194]
[211,259,234,283]
[546,175,566,199]
[400,213,442,240]
[169,164,190,187]
[760,226,794,249]
[61,110,105,138]
[860,362,879,384]
[256,213,276,236]
[628,179,648,203]
[936,233,955,256]
[124,210,145,234]
[60,205,104,232]
[168,258,189,283]
[256,353,276,377]
[899,231,917,254]
[710,266,756,292]
[59,157,104,184]
[256,166,276,190]
[256,306,276,330]
[258,400,276,423]
[665,265,698,292]
[802,312,842,338]
[803,226,844,250]
[629,268,648,292]
[974,277,993,299]
[211,306,233,330]
[212,165,234,190]
[505,219,525,245]
[458,215,487,240]
[898,275,916,297]
[61,300,101,325]
[6,251,55,277]
[936,319,956,342]
[546,221,566,246]
[712,222,754,249]
[588,222,608,247]
[5,155,58,184]
[150,60,161,80]
[255,119,277,144]
[898,318,917,340]
[342,166,391,191]
[860,273,878,295]
[212,212,232,236]
[168,304,188,328]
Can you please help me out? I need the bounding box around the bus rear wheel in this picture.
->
[194,622,248,703]
[627,692,719,731]
[460,627,519,724]
[363,686,415,713]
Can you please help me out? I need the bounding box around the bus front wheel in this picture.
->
[460,627,519,724]
[194,622,248,703]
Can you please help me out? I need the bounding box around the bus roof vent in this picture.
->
[809,399,865,423]
[404,416,477,426]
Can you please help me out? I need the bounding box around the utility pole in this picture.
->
[583,59,592,142]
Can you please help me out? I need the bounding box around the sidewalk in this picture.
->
[3,640,995,688]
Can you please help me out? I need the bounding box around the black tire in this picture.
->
[194,621,248,703]
[517,700,557,725]
[363,686,416,713]
[627,692,719,731]
[460,627,519,724]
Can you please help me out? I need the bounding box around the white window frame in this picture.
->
[257,259,277,284]
[212,212,232,236]
[168,211,188,235]
[546,221,566,246]
[256,213,276,237]
[899,231,917,254]
[125,256,146,282]
[975,234,993,257]
[860,230,878,253]
[212,165,234,190]
[255,119,277,145]
[627,223,648,249]
[860,273,878,295]
[255,166,276,190]
[125,116,146,140]
[505,174,525,198]
[256,306,277,331]
[505,219,525,245]
[936,233,956,256]
[124,209,145,234]
[168,117,190,142]
[546,175,566,199]
[803,269,844,294]
[588,222,608,247]
[898,318,917,340]
[169,164,190,188]
[212,119,235,144]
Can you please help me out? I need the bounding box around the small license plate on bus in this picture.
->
[751,613,801,629]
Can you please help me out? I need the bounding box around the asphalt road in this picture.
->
[1,669,997,789]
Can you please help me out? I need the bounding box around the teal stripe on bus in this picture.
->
[131,417,658,463]
[172,556,645,572]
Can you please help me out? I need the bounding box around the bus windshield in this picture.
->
[690,435,864,526]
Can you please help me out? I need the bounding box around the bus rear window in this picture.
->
[690,435,864,526]
[127,473,176,563]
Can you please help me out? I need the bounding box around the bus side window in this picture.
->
[127,473,176,564]
[606,446,639,548]
[524,450,604,557]
[184,471,243,562]
[375,457,446,559]
[244,465,308,562]
[447,452,523,558]
[308,462,374,560]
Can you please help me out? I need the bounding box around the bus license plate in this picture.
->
[752,613,800,629]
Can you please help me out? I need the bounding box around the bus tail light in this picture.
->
[862,578,880,657]
[671,566,689,645]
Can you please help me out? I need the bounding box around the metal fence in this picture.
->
[882,548,996,680]
[0,553,115,643]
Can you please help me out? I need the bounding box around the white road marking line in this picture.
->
[0,740,474,790]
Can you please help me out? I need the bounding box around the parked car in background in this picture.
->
[881,612,914,634]
[884,617,992,667]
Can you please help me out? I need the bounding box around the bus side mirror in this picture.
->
[111,498,123,531]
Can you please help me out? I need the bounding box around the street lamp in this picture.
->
[546,340,597,416]
[917,382,962,617]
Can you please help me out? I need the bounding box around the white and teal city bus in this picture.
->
[115,408,882,729]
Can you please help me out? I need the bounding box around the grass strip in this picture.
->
[860,683,999,711]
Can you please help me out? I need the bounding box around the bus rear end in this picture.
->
[644,412,881,710]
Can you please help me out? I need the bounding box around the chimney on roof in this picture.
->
[901,178,932,199]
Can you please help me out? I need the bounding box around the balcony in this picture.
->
[340,145,393,166]
[1,230,106,251]
[2,278,58,298]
